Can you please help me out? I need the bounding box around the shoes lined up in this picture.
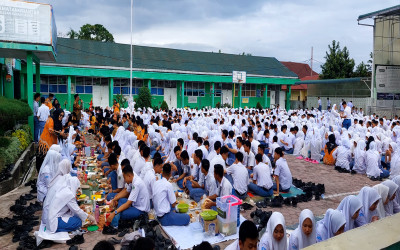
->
[251,209,272,232]
[0,164,14,182]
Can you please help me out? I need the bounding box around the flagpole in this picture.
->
[129,0,133,99]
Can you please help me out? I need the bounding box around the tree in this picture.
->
[67,24,114,42]
[320,40,355,79]
[115,94,127,108]
[135,87,152,109]
[256,102,263,110]
[160,100,169,111]
[353,61,371,77]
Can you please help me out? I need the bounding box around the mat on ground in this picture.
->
[161,215,246,249]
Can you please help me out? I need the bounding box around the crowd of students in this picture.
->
[33,96,400,249]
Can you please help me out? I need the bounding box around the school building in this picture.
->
[0,37,299,111]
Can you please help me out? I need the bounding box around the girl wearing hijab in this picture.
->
[42,177,96,233]
[37,149,61,202]
[381,180,400,215]
[288,209,316,249]
[355,186,381,227]
[259,212,287,250]
[392,176,400,207]
[316,209,346,243]
[333,138,352,173]
[323,134,337,165]
[353,140,366,174]
[37,108,65,172]
[366,142,389,180]
[388,142,400,179]
[373,184,390,219]
[337,195,362,232]
[309,128,321,164]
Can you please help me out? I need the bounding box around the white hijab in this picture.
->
[392,176,400,205]
[113,126,125,142]
[357,186,381,224]
[259,212,287,250]
[289,209,316,249]
[316,209,346,242]
[37,150,61,202]
[373,184,389,219]
[49,159,72,187]
[366,142,380,178]
[382,180,399,215]
[61,143,75,160]
[337,195,362,232]
[390,142,400,178]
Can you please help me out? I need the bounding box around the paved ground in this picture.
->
[0,147,379,249]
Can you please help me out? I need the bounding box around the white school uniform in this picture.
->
[126,174,150,212]
[274,158,292,190]
[253,162,273,189]
[152,178,176,217]
[117,165,125,189]
[217,177,233,197]
[143,168,156,197]
[246,151,256,168]
[226,163,249,195]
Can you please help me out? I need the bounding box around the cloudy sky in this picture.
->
[34,0,398,72]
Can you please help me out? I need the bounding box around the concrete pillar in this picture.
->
[181,81,185,108]
[238,83,242,108]
[27,52,34,137]
[286,85,292,111]
[211,82,215,108]
[20,71,26,100]
[4,70,14,99]
[67,76,72,111]
[35,62,40,94]
[145,79,151,90]
[264,83,268,108]
[109,78,114,108]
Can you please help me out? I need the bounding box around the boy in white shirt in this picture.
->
[185,159,218,202]
[273,148,293,194]
[226,152,249,200]
[243,140,255,175]
[152,163,190,226]
[248,154,273,197]
[107,165,150,223]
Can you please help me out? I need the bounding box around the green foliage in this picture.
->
[12,129,31,150]
[256,102,263,110]
[320,40,355,79]
[353,61,371,77]
[0,97,32,135]
[0,137,22,165]
[0,137,10,148]
[222,103,232,108]
[160,100,169,111]
[215,102,221,108]
[134,87,152,109]
[115,94,127,108]
[68,24,114,42]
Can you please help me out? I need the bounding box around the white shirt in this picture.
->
[152,177,176,217]
[143,168,156,197]
[224,239,240,250]
[133,156,146,176]
[262,154,273,174]
[270,142,280,155]
[318,99,321,105]
[226,162,249,194]
[204,171,218,196]
[274,158,292,190]
[217,177,233,197]
[246,151,256,168]
[251,140,260,155]
[210,154,226,174]
[126,174,150,212]
[253,162,273,189]
[117,165,124,189]
[37,104,50,122]
[343,106,352,119]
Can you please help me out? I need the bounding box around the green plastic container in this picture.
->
[176,203,189,213]
[200,210,218,221]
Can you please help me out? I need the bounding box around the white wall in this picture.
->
[164,88,177,108]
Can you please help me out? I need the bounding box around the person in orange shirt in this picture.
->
[45,93,54,110]
[113,99,120,114]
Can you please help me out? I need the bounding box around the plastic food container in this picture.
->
[216,195,242,236]
[200,210,218,221]
[177,203,189,213]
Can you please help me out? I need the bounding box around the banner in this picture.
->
[242,98,249,104]
[188,96,197,103]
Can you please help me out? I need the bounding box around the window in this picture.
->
[75,77,93,94]
[150,80,166,96]
[234,84,257,97]
[114,78,143,95]
[184,81,205,96]
[33,75,68,94]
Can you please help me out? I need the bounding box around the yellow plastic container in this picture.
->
[91,194,101,200]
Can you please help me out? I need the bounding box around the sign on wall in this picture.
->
[0,0,57,49]
[242,98,249,104]
[233,71,246,83]
[188,96,197,103]
[376,65,400,93]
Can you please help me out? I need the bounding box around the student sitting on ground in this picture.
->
[185,159,217,202]
[203,164,233,210]
[273,147,292,194]
[248,154,273,197]
[106,158,130,201]
[172,150,190,189]
[259,212,287,249]
[152,163,190,226]
[226,152,249,200]
[107,165,150,223]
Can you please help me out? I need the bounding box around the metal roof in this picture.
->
[295,77,364,85]
[358,5,400,21]
[43,38,298,78]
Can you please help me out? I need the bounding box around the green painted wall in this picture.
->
[233,97,270,108]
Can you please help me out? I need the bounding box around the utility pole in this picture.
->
[310,46,313,76]
[129,0,133,99]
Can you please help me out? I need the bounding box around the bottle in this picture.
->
[84,173,88,183]
[95,205,100,223]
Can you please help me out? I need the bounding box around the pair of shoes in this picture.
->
[304,158,311,162]
[107,237,122,245]
[270,195,283,207]
[351,170,357,175]
[312,160,319,164]
[296,156,303,160]
[20,194,36,201]
[241,202,254,210]
[118,228,130,237]
[341,169,350,173]
[370,176,382,181]
[0,220,17,236]
[102,225,118,235]
[67,234,84,246]
[38,240,53,249]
